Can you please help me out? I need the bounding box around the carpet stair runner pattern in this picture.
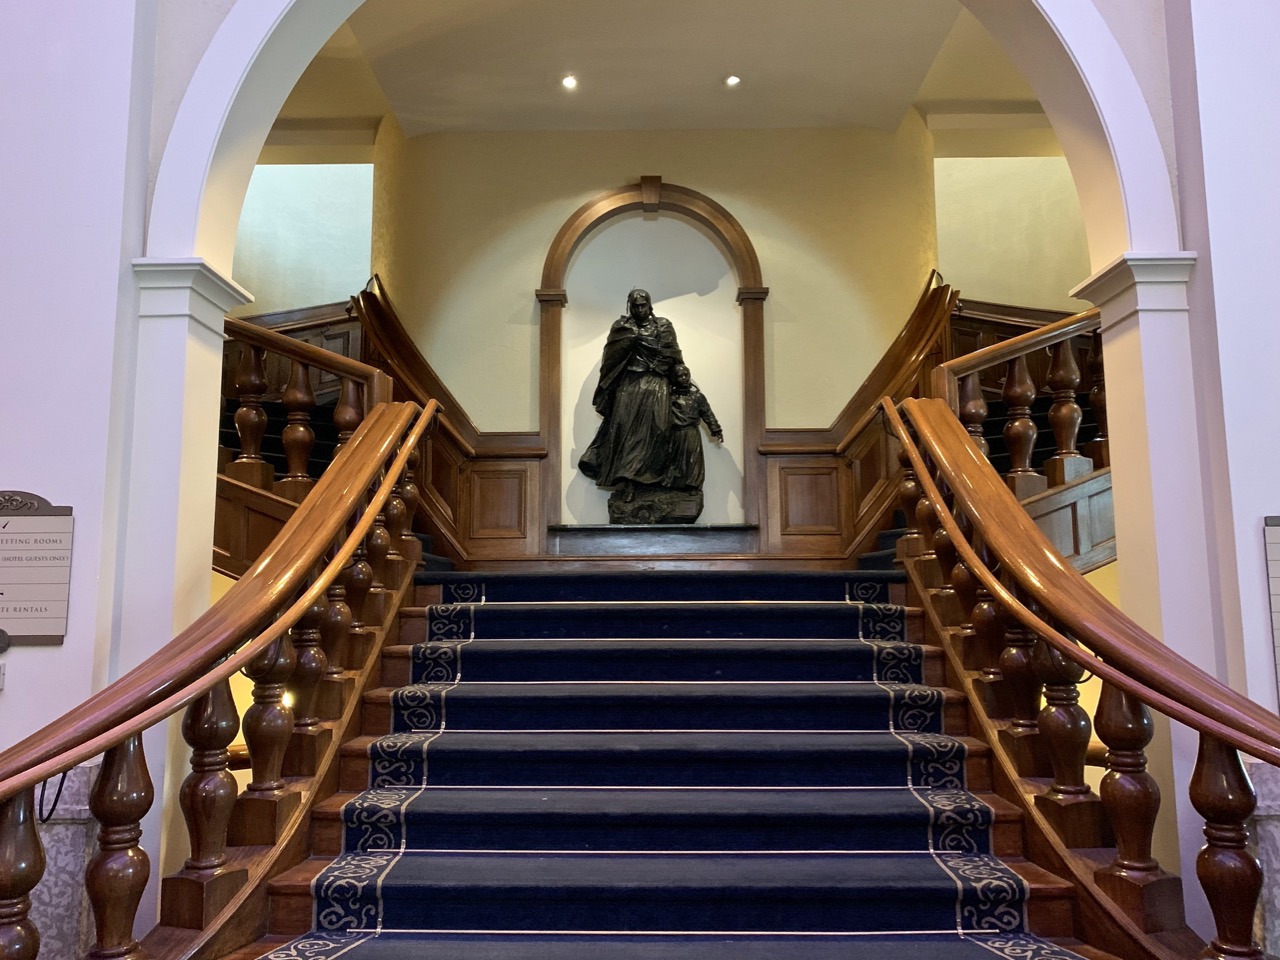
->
[260,570,1098,960]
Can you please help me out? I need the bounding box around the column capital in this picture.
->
[1071,253,1197,333]
[133,257,251,335]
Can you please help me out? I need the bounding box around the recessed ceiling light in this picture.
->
[562,75,578,90]
[724,75,742,87]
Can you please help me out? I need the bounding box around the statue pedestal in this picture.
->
[546,524,759,556]
[607,487,702,524]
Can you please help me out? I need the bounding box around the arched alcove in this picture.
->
[536,177,768,527]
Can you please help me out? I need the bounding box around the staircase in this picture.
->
[250,565,1106,960]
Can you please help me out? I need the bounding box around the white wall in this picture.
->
[376,119,938,432]
[229,163,374,315]
[935,157,1093,310]
[562,214,745,524]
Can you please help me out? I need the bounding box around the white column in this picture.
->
[1073,252,1217,931]
[126,258,249,914]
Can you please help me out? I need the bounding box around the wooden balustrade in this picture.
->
[276,358,317,503]
[956,371,988,456]
[885,395,1280,960]
[163,679,245,929]
[1043,339,1093,486]
[86,734,153,960]
[1001,354,1048,498]
[224,343,273,490]
[1084,330,1110,467]
[0,400,439,960]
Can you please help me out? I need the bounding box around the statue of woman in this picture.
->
[578,289,684,493]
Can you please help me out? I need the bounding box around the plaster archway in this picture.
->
[147,0,1177,279]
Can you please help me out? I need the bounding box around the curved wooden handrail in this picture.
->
[350,277,546,459]
[884,396,1280,765]
[0,399,440,802]
[758,270,955,456]
[931,307,1100,410]
[224,315,393,408]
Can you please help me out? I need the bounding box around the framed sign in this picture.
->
[0,491,73,647]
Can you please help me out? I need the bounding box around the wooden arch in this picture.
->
[534,177,770,535]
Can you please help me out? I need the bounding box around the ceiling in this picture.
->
[269,1,1051,154]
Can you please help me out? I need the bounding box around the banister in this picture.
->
[0,399,440,803]
[224,316,393,412]
[883,396,1280,765]
[931,307,1100,409]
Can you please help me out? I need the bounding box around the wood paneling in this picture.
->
[213,477,297,578]
[1021,468,1115,572]
[467,467,528,540]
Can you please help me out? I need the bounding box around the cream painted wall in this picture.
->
[229,164,374,315]
[935,156,1092,311]
[563,215,745,524]
[376,117,938,432]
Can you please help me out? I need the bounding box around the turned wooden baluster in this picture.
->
[396,445,423,563]
[318,551,356,721]
[950,512,979,636]
[0,787,44,960]
[275,359,316,503]
[914,493,943,589]
[87,734,154,960]
[931,512,963,626]
[965,539,1009,718]
[330,377,364,462]
[287,593,328,728]
[225,343,274,490]
[894,444,925,559]
[1043,339,1092,487]
[1190,735,1264,960]
[179,680,240,870]
[347,531,375,635]
[383,478,408,579]
[957,371,989,457]
[1002,354,1048,498]
[242,634,298,793]
[1092,681,1185,933]
[995,587,1046,775]
[1031,633,1109,846]
[161,676,248,929]
[1083,331,1110,468]
[1031,636,1091,798]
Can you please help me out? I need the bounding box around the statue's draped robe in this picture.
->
[663,387,719,490]
[579,315,683,487]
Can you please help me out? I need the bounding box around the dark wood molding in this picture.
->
[1021,468,1115,572]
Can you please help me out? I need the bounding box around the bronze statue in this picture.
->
[579,289,722,524]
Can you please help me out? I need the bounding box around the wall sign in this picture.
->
[0,491,73,647]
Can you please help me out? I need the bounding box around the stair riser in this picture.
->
[363,691,962,735]
[414,576,907,605]
[313,809,1022,859]
[341,743,990,793]
[399,605,914,643]
[381,642,941,687]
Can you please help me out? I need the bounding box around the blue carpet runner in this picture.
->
[266,570,1087,960]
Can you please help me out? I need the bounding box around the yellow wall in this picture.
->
[935,156,1092,312]
[374,115,938,431]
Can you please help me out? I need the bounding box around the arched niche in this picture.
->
[535,177,769,528]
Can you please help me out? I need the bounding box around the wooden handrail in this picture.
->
[224,315,394,409]
[884,396,1280,765]
[932,307,1100,409]
[0,399,439,802]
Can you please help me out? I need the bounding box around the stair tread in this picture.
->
[255,931,1092,960]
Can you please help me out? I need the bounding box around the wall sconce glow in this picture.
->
[562,75,578,90]
[724,75,742,87]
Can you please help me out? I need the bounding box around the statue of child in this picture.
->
[664,364,723,491]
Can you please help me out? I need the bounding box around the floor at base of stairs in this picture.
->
[259,930,1093,960]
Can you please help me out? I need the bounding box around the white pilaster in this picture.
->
[1073,251,1217,932]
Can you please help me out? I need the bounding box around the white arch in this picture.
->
[148,1,1178,273]
[147,0,362,275]
[961,0,1182,268]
